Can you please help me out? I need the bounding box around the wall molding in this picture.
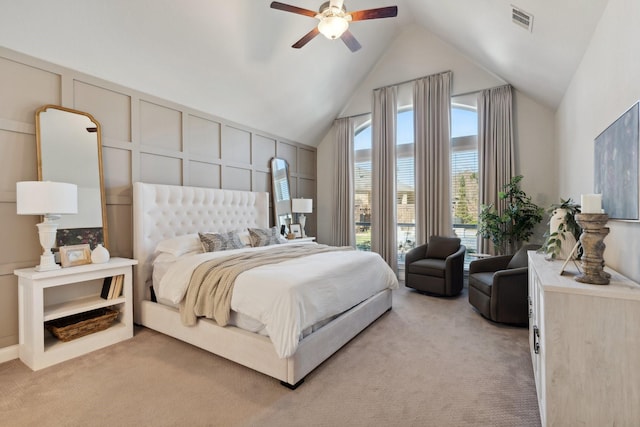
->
[0,45,317,349]
[0,344,18,364]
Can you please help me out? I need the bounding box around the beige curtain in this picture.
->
[371,86,398,271]
[413,71,453,244]
[478,85,515,254]
[332,117,355,247]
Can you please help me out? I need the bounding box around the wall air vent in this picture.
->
[511,5,533,32]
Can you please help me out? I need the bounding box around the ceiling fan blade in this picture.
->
[340,30,362,52]
[350,6,398,21]
[292,27,320,49]
[270,1,317,18]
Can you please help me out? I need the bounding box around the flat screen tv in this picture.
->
[594,101,639,220]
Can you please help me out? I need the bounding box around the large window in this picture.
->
[396,109,415,268]
[353,109,416,268]
[352,97,479,270]
[354,119,372,251]
[451,96,479,266]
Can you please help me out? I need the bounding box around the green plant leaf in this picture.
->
[477,175,543,254]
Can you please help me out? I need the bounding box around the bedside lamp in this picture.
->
[292,198,313,238]
[16,181,78,271]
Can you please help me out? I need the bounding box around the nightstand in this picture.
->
[283,236,316,243]
[14,257,137,371]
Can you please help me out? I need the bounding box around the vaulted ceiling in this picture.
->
[0,0,609,146]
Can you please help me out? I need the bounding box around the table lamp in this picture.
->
[16,181,78,271]
[292,198,313,238]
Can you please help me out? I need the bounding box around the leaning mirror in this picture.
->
[36,105,108,249]
[270,157,292,234]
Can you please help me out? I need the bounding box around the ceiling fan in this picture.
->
[270,0,398,52]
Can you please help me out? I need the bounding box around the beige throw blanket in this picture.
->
[180,244,352,326]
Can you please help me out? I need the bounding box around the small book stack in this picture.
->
[100,275,124,300]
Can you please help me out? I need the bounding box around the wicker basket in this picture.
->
[45,307,119,342]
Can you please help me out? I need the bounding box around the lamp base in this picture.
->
[299,214,307,238]
[35,253,60,271]
[35,217,61,271]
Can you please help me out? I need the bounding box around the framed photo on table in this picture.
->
[59,244,91,267]
[290,223,302,238]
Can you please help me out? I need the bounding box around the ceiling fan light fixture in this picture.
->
[318,16,348,39]
[270,1,397,51]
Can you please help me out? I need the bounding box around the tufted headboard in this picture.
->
[132,182,270,320]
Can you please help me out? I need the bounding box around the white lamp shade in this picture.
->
[292,198,313,213]
[16,181,78,215]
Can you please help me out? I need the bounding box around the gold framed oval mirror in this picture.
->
[36,105,108,249]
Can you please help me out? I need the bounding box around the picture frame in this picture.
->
[594,101,640,220]
[290,223,302,238]
[59,244,92,267]
[56,227,104,250]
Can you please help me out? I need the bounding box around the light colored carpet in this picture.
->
[0,283,540,427]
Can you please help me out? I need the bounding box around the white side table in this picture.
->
[14,257,137,371]
[283,236,316,243]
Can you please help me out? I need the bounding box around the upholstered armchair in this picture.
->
[405,236,466,296]
[468,244,541,325]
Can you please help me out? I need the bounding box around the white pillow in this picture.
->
[237,229,251,247]
[152,252,180,288]
[155,234,202,257]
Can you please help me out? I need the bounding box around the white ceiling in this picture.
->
[0,0,610,146]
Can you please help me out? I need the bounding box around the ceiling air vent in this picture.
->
[511,5,533,32]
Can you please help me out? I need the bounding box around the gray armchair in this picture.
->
[468,244,540,325]
[405,236,466,296]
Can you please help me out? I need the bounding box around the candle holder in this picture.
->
[574,213,610,285]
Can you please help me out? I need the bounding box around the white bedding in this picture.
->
[156,242,399,358]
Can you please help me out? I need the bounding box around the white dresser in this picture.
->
[528,252,640,426]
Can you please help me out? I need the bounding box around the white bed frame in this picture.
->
[132,182,392,388]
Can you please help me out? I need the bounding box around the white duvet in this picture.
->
[156,242,399,358]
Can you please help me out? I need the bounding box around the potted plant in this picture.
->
[478,175,544,255]
[540,198,582,260]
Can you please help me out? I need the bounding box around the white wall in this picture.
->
[515,92,558,213]
[556,0,640,281]
[317,24,557,245]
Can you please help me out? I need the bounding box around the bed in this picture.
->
[132,182,397,388]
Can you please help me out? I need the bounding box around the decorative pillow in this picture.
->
[248,227,282,247]
[425,236,461,259]
[199,232,245,252]
[155,234,202,257]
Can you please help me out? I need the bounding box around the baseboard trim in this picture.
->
[0,344,18,364]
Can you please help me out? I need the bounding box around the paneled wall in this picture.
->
[0,47,316,351]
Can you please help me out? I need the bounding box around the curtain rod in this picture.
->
[336,84,508,120]
[372,70,452,91]
[452,83,511,98]
[336,111,371,120]
[451,89,482,98]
